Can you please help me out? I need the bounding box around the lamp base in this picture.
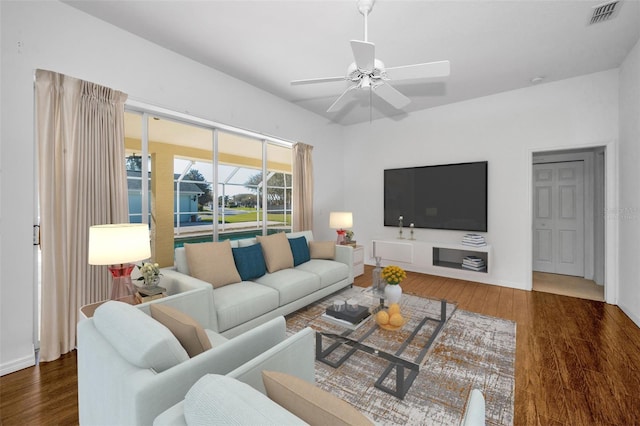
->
[336,229,346,245]
[108,264,136,300]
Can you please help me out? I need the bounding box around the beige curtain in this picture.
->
[292,143,314,232]
[35,70,129,362]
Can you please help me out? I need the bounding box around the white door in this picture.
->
[533,161,585,276]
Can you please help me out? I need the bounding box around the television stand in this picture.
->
[432,243,489,273]
[371,239,491,281]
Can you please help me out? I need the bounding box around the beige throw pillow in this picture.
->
[184,241,241,288]
[150,304,212,358]
[256,233,294,273]
[309,241,336,260]
[262,371,374,426]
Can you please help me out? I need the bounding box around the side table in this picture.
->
[352,245,364,277]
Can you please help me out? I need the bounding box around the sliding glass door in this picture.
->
[124,107,293,267]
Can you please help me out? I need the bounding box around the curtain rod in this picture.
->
[126,98,296,148]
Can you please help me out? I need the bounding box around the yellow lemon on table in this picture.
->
[388,303,401,316]
[376,310,390,325]
[389,313,404,327]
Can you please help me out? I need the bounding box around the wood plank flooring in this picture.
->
[1,266,639,425]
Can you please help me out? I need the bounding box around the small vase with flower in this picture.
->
[137,262,162,288]
[382,265,406,304]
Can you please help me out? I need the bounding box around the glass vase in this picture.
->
[144,276,161,288]
[372,256,384,294]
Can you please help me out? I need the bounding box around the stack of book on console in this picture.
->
[462,256,486,272]
[322,305,371,330]
[462,233,487,247]
[135,285,167,303]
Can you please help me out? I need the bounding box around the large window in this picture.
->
[123,107,293,267]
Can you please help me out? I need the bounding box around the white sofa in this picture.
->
[77,301,315,426]
[162,230,354,337]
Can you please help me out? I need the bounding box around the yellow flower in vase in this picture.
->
[381,265,406,285]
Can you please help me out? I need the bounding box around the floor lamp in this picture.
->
[88,223,151,300]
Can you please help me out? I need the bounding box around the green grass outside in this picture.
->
[198,208,291,225]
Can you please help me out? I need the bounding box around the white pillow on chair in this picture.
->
[184,374,305,425]
[93,301,189,372]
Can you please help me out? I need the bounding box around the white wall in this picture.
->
[618,38,640,327]
[342,70,619,290]
[0,1,344,375]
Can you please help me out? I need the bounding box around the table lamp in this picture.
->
[329,212,353,245]
[88,223,151,300]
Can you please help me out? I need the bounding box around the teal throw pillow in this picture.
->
[288,236,310,266]
[232,243,267,281]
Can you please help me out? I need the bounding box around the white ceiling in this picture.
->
[64,0,640,125]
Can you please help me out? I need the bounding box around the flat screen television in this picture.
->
[384,161,488,232]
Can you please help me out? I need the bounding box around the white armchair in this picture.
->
[461,389,486,426]
[77,301,314,426]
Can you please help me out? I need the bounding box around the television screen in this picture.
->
[384,161,488,232]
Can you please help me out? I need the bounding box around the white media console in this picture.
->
[371,239,491,279]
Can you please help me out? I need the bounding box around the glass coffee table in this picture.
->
[314,289,451,399]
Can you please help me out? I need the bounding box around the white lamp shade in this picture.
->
[329,212,353,229]
[88,223,151,265]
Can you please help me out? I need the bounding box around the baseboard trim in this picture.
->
[0,348,36,376]
[618,303,640,329]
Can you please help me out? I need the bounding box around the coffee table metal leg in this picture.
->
[316,332,359,368]
[375,363,420,399]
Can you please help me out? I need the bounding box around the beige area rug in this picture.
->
[286,286,515,426]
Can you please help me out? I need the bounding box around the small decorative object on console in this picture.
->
[462,255,486,271]
[461,233,487,247]
[398,216,404,239]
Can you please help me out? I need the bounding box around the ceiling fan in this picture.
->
[291,0,450,114]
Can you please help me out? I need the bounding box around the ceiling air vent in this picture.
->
[589,0,620,25]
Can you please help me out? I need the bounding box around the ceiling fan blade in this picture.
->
[385,60,450,80]
[350,40,375,72]
[290,76,347,86]
[373,82,411,110]
[327,85,359,113]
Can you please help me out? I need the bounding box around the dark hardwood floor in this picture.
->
[2,266,639,425]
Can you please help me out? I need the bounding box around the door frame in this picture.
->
[525,141,618,305]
